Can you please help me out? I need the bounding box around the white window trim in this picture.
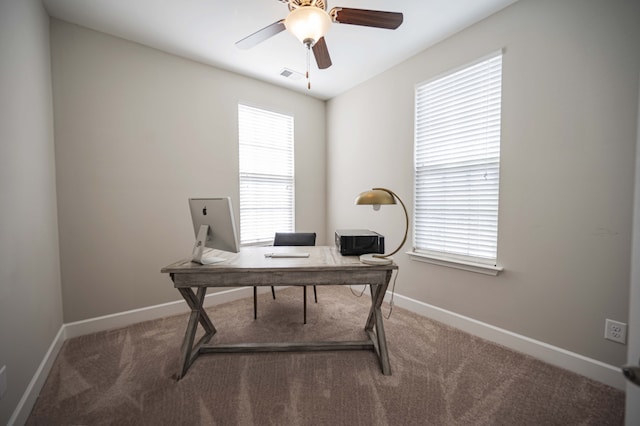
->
[407,251,503,276]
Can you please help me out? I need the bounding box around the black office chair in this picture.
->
[253,232,317,324]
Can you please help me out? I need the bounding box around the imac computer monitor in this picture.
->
[189,197,240,264]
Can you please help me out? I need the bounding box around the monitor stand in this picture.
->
[191,225,226,264]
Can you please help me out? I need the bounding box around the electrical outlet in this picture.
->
[0,365,6,400]
[604,319,627,344]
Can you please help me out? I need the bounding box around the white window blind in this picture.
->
[238,104,294,245]
[414,51,502,265]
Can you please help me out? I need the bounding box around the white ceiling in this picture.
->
[42,0,518,100]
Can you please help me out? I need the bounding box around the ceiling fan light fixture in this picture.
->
[284,6,331,46]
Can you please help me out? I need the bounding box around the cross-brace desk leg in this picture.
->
[365,270,393,375]
[176,286,216,379]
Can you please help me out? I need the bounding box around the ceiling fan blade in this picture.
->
[330,8,403,30]
[235,19,286,49]
[312,37,332,69]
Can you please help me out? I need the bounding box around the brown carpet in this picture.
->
[27,286,624,425]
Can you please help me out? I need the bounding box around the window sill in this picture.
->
[407,251,503,276]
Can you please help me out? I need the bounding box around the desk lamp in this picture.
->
[355,187,409,265]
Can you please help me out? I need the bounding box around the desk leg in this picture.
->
[365,275,392,376]
[372,297,391,375]
[177,287,216,380]
[365,270,392,330]
[178,287,216,335]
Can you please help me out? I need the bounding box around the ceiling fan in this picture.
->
[236,0,403,74]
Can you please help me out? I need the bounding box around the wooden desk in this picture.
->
[161,246,398,379]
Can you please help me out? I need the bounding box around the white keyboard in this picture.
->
[264,252,310,258]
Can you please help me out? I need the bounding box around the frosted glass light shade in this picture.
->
[284,7,331,46]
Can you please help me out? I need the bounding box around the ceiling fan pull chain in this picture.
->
[306,43,311,90]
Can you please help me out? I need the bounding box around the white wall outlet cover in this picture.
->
[604,319,627,344]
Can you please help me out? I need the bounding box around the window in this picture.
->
[238,104,294,245]
[412,51,503,273]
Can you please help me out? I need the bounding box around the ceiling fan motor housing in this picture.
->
[287,0,327,12]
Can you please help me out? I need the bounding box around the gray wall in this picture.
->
[50,20,327,322]
[327,0,640,367]
[0,0,63,423]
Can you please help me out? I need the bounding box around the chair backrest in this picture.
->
[273,232,316,246]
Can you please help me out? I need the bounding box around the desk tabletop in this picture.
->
[161,246,397,275]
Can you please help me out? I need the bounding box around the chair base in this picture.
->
[254,286,318,323]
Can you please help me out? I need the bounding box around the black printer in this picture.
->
[335,229,384,255]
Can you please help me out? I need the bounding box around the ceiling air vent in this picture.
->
[280,68,303,80]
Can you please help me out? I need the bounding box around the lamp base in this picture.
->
[359,253,393,265]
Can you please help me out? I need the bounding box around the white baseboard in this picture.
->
[8,326,65,426]
[389,291,625,390]
[65,286,259,338]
